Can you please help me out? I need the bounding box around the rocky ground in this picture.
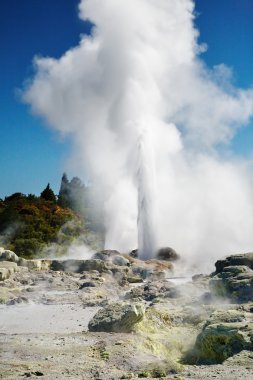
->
[0,248,252,379]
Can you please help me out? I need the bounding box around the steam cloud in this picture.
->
[23,0,253,271]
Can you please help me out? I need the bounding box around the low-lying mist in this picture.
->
[23,0,253,272]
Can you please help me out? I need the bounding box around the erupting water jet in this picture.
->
[137,128,157,260]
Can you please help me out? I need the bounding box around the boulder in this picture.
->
[156,247,180,262]
[88,302,145,332]
[0,248,19,263]
[194,309,253,363]
[111,255,130,267]
[129,249,138,258]
[215,253,253,274]
[210,257,253,302]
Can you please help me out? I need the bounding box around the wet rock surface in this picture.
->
[0,248,252,379]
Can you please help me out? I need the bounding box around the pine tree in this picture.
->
[68,176,85,211]
[40,183,57,203]
[58,173,70,208]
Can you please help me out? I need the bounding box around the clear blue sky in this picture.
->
[0,0,253,198]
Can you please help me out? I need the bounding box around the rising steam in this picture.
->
[23,0,253,270]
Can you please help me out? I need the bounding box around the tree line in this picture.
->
[0,174,104,258]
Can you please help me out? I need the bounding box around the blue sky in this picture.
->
[0,0,253,198]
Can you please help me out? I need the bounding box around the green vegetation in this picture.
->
[0,192,80,258]
[40,183,57,203]
[100,349,110,361]
[0,175,104,258]
[151,368,167,377]
[137,367,167,378]
[137,370,151,378]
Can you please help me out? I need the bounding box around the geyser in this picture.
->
[23,0,253,271]
[137,128,157,260]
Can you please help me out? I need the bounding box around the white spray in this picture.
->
[23,0,253,271]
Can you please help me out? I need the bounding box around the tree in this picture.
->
[40,184,57,203]
[68,176,85,211]
[58,173,86,211]
[5,192,26,202]
[58,173,70,208]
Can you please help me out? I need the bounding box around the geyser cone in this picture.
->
[137,129,157,260]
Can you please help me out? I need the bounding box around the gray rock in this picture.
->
[79,281,97,289]
[125,280,178,301]
[0,248,19,263]
[88,302,145,332]
[132,264,150,279]
[6,296,29,305]
[129,249,138,258]
[111,255,130,267]
[194,309,253,363]
[92,250,120,261]
[156,247,180,262]
[215,253,253,274]
[210,260,253,302]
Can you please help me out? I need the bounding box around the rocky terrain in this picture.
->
[0,247,252,379]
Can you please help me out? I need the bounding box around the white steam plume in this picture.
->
[23,0,253,271]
